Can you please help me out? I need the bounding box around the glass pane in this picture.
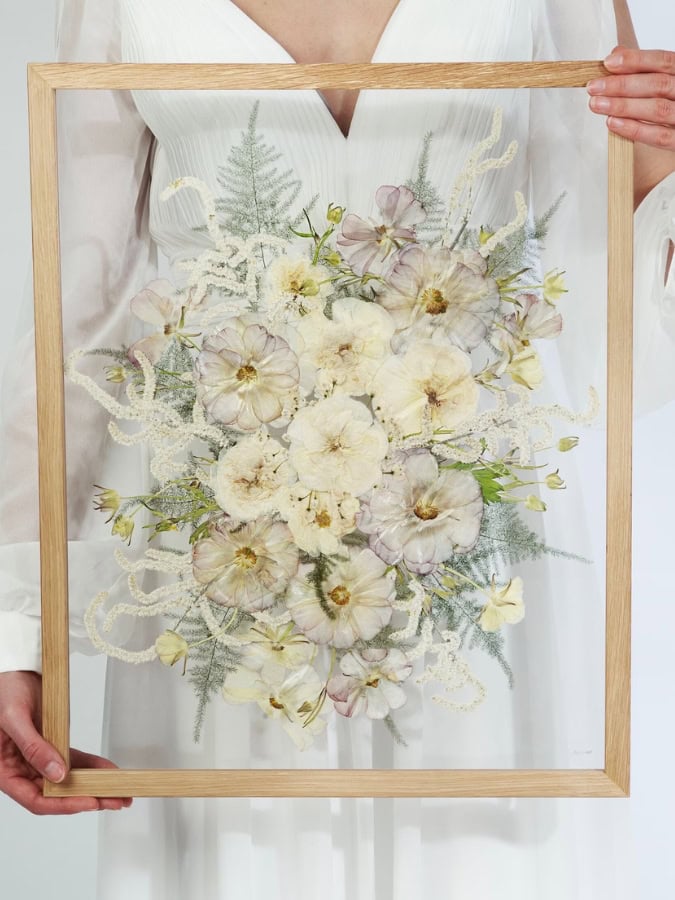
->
[59,83,608,773]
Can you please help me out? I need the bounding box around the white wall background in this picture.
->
[0,2,673,898]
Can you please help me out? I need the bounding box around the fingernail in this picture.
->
[587,79,606,93]
[608,116,628,128]
[590,96,611,111]
[45,761,66,781]
[605,52,623,67]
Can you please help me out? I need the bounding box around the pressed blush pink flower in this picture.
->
[357,450,484,574]
[194,321,299,432]
[378,245,500,352]
[336,185,426,276]
[327,647,413,719]
[127,279,184,366]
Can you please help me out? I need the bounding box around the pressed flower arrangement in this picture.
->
[66,104,598,749]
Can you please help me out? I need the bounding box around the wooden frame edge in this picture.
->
[30,61,631,799]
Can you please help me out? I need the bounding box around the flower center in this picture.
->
[365,677,380,688]
[269,696,285,710]
[337,342,353,355]
[414,500,439,521]
[315,510,332,528]
[422,287,448,315]
[329,584,351,606]
[424,384,442,407]
[234,546,258,568]
[236,364,258,383]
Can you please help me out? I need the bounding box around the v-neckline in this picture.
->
[222,0,408,141]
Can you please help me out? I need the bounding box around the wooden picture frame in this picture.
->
[27,61,633,799]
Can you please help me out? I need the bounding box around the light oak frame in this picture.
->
[27,61,632,799]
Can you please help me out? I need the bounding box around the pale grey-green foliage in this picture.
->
[428,502,591,686]
[174,603,244,743]
[404,130,446,242]
[207,100,317,246]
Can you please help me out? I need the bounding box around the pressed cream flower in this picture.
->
[191,516,299,612]
[507,346,544,390]
[296,297,395,396]
[478,576,525,632]
[327,647,413,719]
[287,395,388,496]
[287,547,396,648]
[357,450,483,574]
[371,339,478,438]
[221,664,327,750]
[278,483,360,556]
[378,245,499,351]
[127,278,185,366]
[211,431,292,521]
[237,622,316,681]
[194,320,299,431]
[261,253,332,319]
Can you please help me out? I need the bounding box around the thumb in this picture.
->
[4,706,68,782]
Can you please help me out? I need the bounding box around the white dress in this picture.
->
[1,0,674,897]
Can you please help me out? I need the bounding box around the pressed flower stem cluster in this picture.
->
[68,105,597,749]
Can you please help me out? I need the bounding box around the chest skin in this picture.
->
[229,0,402,136]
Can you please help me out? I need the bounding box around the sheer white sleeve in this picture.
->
[0,0,157,673]
[529,0,675,414]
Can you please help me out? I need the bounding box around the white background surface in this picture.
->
[0,2,674,897]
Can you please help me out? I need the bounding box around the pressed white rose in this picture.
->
[327,647,413,719]
[371,339,478,438]
[237,622,316,681]
[278,483,360,556]
[507,346,544,389]
[357,450,483,574]
[378,244,499,351]
[194,320,299,431]
[262,254,332,318]
[478,576,525,632]
[191,516,299,612]
[212,431,292,521]
[221,664,326,750]
[287,395,388,496]
[297,297,395,396]
[287,547,396,648]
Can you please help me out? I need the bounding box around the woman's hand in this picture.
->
[587,46,675,150]
[0,671,133,815]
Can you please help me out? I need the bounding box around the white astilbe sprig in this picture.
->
[66,347,228,482]
[160,176,290,310]
[478,190,528,258]
[442,107,519,246]
[403,384,601,466]
[251,608,294,628]
[416,629,487,712]
[84,592,159,664]
[107,545,193,576]
[390,578,427,641]
[196,597,251,650]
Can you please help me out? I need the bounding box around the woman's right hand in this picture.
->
[0,670,133,815]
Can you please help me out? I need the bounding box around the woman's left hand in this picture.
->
[587,45,675,150]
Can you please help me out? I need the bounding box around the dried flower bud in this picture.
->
[104,365,127,383]
[93,485,121,523]
[326,203,344,224]
[557,436,579,452]
[545,470,566,490]
[524,494,546,512]
[111,514,135,544]
[543,270,567,304]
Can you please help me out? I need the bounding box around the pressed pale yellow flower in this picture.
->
[92,485,121,523]
[478,576,525,632]
[155,629,189,674]
[545,470,566,490]
[507,346,544,390]
[543,270,567,304]
[111,514,134,544]
[524,494,546,512]
[558,436,579,452]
